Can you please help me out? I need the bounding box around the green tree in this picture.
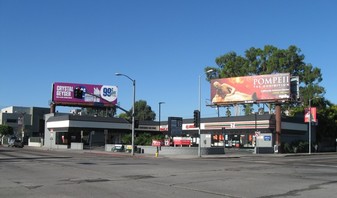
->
[312,100,337,144]
[121,134,131,144]
[225,107,231,117]
[118,100,156,121]
[0,125,14,138]
[83,106,116,117]
[285,95,337,143]
[242,104,254,115]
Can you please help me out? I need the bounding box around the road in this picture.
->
[1,146,337,198]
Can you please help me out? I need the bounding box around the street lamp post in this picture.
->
[115,73,136,156]
[159,102,165,132]
[198,69,214,157]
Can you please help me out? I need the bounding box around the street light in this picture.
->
[159,102,165,132]
[115,73,136,156]
[308,97,320,154]
[198,69,214,157]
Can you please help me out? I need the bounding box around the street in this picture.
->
[1,146,337,198]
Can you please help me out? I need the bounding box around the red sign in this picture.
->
[304,107,317,123]
[173,137,191,146]
[152,140,163,147]
[164,139,171,146]
[185,124,196,129]
[211,73,290,104]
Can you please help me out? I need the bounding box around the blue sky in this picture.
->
[1,0,336,120]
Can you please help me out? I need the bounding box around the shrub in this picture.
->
[282,142,293,153]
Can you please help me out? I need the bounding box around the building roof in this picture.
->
[47,114,130,123]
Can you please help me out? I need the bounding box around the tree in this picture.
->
[118,100,156,121]
[121,133,131,144]
[242,104,254,115]
[0,125,14,138]
[206,45,325,111]
[83,106,116,117]
[316,102,337,143]
[225,107,231,117]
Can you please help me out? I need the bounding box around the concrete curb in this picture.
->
[11,145,337,159]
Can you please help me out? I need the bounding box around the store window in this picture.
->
[56,132,68,145]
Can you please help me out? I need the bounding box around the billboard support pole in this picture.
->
[50,103,56,113]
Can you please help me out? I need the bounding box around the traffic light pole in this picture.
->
[197,69,213,157]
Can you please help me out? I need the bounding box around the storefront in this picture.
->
[159,114,308,153]
[44,112,309,154]
[44,113,131,149]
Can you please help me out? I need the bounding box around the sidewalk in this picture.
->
[18,145,337,159]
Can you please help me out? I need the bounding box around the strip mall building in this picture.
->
[44,112,310,154]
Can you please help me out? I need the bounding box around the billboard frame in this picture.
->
[210,73,291,105]
[52,82,118,108]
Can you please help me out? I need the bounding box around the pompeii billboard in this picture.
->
[52,82,118,107]
[211,73,290,104]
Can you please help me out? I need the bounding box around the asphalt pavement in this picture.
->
[15,144,337,159]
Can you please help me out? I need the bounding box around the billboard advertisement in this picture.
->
[52,82,117,107]
[211,73,290,104]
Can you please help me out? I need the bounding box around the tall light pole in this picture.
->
[198,69,214,157]
[115,73,136,156]
[308,97,319,154]
[159,102,165,132]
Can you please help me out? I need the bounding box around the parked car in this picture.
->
[112,144,124,152]
[13,140,24,148]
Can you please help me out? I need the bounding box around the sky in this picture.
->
[1,0,336,120]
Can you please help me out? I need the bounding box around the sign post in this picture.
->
[255,131,260,154]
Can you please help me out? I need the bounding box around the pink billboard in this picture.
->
[52,82,117,107]
[211,73,290,104]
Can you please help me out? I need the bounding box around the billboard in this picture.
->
[211,73,290,104]
[52,82,117,107]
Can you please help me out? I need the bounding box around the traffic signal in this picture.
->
[193,110,200,127]
[74,87,84,99]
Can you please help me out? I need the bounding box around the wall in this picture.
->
[138,146,225,155]
[43,113,55,149]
